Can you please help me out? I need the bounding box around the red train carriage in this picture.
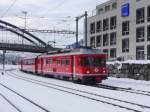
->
[21,58,36,73]
[21,48,108,84]
[38,54,73,78]
[35,56,44,75]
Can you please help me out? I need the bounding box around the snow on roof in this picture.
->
[107,60,150,65]
[122,60,150,64]
[107,61,122,65]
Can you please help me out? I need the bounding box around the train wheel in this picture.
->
[40,72,45,77]
[81,76,96,85]
[72,78,81,84]
[62,76,69,81]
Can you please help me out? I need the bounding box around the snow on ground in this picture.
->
[0,74,130,112]
[0,64,20,71]
[103,77,150,92]
[0,65,150,112]
[0,95,18,112]
[0,84,45,112]
[106,60,150,91]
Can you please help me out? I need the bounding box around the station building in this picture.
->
[86,0,150,60]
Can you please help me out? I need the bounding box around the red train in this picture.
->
[21,48,108,84]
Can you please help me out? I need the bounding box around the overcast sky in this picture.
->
[0,0,108,29]
[0,0,108,47]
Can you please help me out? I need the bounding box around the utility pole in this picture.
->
[53,27,56,48]
[85,11,88,47]
[76,11,88,48]
[76,17,78,48]
[2,50,6,75]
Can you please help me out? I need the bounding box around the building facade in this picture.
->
[86,0,150,60]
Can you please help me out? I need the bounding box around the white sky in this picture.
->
[0,0,108,47]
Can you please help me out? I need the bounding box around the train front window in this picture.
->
[80,57,106,67]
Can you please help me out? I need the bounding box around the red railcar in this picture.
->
[21,58,36,73]
[21,48,108,84]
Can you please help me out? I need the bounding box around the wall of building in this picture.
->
[86,0,150,60]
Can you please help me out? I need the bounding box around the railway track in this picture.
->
[17,70,150,97]
[6,71,150,112]
[0,92,22,112]
[95,84,150,96]
[0,82,51,112]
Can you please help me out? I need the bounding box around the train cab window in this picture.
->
[80,57,106,67]
[27,59,34,65]
[95,58,106,66]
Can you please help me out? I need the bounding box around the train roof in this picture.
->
[39,48,106,58]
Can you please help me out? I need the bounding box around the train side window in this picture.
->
[61,59,65,66]
[49,58,53,64]
[79,57,88,66]
[56,59,61,65]
[46,58,49,64]
[27,60,29,65]
[66,59,70,66]
[46,58,53,64]
[78,58,82,66]
[56,59,58,64]
[27,59,34,65]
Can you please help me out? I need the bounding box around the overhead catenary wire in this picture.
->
[1,0,17,18]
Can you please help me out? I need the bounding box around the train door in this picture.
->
[37,57,42,74]
[21,60,23,71]
[41,58,44,74]
[35,57,38,73]
[37,57,41,74]
[72,56,76,79]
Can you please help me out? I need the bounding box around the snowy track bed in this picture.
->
[0,92,21,112]
[2,70,150,112]
[103,77,150,92]
[95,84,150,96]
[6,72,149,112]
[0,71,135,112]
[0,82,50,112]
[13,70,150,102]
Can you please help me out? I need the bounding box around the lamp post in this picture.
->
[21,11,27,45]
[22,11,28,29]
[85,11,88,47]
[2,50,6,75]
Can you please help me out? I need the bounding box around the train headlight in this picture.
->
[86,70,90,74]
[103,70,106,73]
